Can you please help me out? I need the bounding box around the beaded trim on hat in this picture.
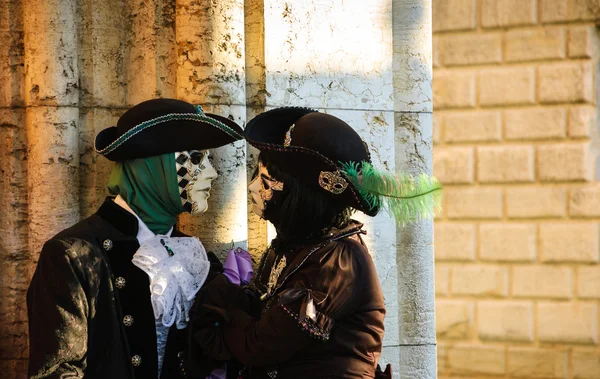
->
[95,105,243,156]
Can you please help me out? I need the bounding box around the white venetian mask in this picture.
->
[175,150,218,215]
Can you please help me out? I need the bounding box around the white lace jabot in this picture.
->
[132,235,211,329]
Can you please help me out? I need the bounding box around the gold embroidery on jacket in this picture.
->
[267,255,287,296]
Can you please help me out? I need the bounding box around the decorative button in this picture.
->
[103,239,113,251]
[115,277,126,289]
[123,315,134,327]
[177,351,184,359]
[131,354,142,367]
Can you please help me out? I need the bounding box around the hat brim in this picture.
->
[95,113,244,162]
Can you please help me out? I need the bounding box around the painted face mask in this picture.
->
[248,162,284,218]
[175,150,218,215]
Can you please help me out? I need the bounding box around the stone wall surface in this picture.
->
[433,0,600,378]
[0,1,433,378]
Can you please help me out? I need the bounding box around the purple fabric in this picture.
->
[207,248,253,379]
[223,247,254,285]
[207,365,227,379]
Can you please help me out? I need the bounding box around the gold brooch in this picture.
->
[318,171,348,195]
[284,124,295,147]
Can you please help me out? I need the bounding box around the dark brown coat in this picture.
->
[187,222,386,378]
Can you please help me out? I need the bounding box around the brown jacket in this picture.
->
[187,221,386,378]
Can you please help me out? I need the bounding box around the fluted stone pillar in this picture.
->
[393,0,437,378]
[260,0,404,374]
[176,0,248,255]
[23,0,80,257]
[0,0,28,376]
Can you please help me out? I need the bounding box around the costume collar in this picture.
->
[114,195,173,243]
[256,220,365,300]
[96,196,140,238]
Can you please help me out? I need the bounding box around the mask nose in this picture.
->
[204,160,218,181]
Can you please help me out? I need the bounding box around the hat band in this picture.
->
[95,105,243,156]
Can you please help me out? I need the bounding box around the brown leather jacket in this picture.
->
[187,221,387,378]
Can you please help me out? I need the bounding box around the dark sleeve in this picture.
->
[191,240,362,367]
[26,239,89,379]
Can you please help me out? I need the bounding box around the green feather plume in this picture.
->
[339,161,442,225]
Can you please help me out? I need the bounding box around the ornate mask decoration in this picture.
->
[249,163,284,218]
[175,150,218,215]
[318,170,348,195]
[283,123,295,147]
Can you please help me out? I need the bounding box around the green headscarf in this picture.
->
[107,153,183,235]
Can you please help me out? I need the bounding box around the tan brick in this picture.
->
[508,348,569,378]
[569,26,598,58]
[506,187,567,219]
[444,111,501,143]
[433,0,477,32]
[444,33,502,66]
[434,147,475,184]
[436,300,474,339]
[571,185,600,217]
[538,143,592,182]
[436,264,450,295]
[446,188,503,219]
[505,107,566,141]
[540,223,600,262]
[539,62,594,104]
[541,0,600,23]
[477,146,535,183]
[506,28,565,62]
[452,265,508,297]
[513,265,573,298]
[433,71,476,109]
[482,0,537,28]
[478,301,534,342]
[480,224,536,261]
[433,36,442,68]
[573,350,600,379]
[578,266,600,298]
[568,106,596,138]
[538,302,598,344]
[479,67,536,106]
[435,223,476,261]
[447,345,505,376]
[433,113,442,145]
[437,344,447,373]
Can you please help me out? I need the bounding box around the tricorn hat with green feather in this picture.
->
[244,107,442,224]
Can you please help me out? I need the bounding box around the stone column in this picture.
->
[176,0,248,256]
[0,2,28,375]
[23,0,80,257]
[260,0,403,374]
[393,0,437,378]
[78,0,128,217]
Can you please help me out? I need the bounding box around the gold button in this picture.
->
[115,277,126,289]
[123,315,134,327]
[103,239,113,251]
[131,354,142,367]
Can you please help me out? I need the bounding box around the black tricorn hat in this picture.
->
[244,107,379,216]
[95,98,244,161]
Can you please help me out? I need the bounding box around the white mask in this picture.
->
[175,150,218,215]
[248,162,284,218]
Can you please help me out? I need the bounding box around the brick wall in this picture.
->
[433,1,600,378]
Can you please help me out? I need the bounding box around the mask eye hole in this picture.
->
[190,151,204,165]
